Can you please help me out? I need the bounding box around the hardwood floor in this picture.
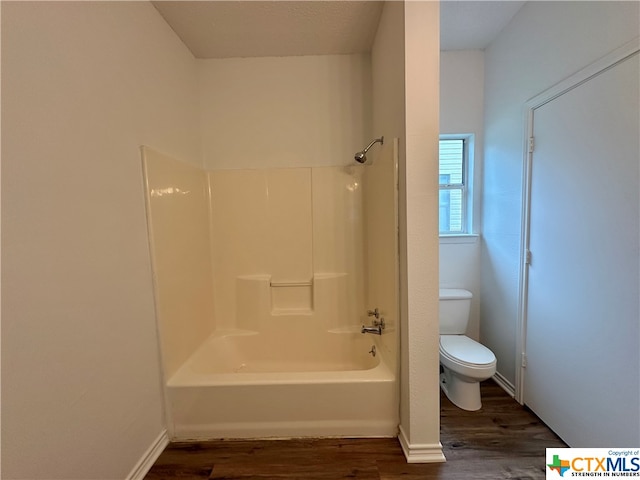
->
[145,381,566,479]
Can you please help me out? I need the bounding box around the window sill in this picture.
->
[439,234,479,245]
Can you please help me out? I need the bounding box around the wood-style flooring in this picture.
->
[145,380,566,479]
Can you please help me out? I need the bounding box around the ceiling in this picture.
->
[152,1,526,59]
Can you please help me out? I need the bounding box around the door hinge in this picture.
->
[528,136,535,153]
[525,249,532,265]
[521,352,527,368]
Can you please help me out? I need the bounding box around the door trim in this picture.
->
[515,37,640,404]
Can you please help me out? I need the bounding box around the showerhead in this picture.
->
[354,136,384,164]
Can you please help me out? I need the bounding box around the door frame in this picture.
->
[515,37,640,404]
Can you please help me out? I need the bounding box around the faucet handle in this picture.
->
[373,317,385,330]
[367,308,380,319]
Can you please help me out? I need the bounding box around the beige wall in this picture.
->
[369,0,405,409]
[362,141,399,374]
[1,2,200,479]
[198,54,372,169]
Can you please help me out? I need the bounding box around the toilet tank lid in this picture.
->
[439,288,472,300]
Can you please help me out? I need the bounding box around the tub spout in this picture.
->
[361,317,385,335]
[361,325,382,335]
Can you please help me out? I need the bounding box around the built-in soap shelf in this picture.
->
[210,328,259,338]
[270,280,313,288]
[235,273,351,329]
[269,278,313,314]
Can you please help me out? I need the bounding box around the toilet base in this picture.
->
[440,368,482,411]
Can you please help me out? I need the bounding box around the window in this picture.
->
[439,137,470,234]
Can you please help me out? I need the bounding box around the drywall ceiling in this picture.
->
[152,1,384,58]
[152,1,526,58]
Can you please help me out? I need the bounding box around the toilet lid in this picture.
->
[440,335,496,367]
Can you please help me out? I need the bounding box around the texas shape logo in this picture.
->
[547,454,570,477]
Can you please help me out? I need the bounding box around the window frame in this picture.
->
[439,134,473,236]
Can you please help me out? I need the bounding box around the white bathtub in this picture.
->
[167,329,398,439]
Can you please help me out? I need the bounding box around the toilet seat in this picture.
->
[440,335,496,368]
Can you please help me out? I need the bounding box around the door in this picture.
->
[523,50,639,446]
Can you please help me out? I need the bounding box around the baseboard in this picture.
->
[398,425,446,463]
[126,429,169,480]
[492,372,515,398]
[172,419,398,440]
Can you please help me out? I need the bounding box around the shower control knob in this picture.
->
[367,308,380,319]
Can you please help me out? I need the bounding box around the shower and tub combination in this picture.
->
[142,137,398,439]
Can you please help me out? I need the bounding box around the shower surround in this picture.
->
[142,147,398,439]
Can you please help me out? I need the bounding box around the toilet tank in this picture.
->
[439,288,472,334]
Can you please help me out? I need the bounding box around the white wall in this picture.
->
[482,0,640,387]
[2,3,200,478]
[372,1,444,463]
[198,54,371,169]
[439,50,484,340]
[375,1,442,462]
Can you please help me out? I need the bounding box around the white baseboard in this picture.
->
[126,429,169,480]
[492,372,515,398]
[398,425,446,463]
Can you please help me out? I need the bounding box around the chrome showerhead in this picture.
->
[354,136,384,164]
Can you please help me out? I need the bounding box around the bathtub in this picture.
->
[166,329,398,439]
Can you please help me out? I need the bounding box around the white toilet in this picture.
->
[439,288,497,411]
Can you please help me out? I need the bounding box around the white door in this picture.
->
[523,50,639,446]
